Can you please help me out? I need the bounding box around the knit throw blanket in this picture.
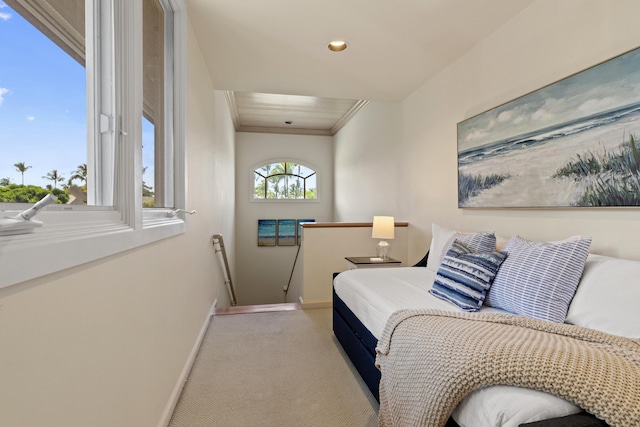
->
[375,309,640,427]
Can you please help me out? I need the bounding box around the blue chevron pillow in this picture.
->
[430,240,508,312]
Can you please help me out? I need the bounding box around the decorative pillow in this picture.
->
[485,236,592,323]
[426,223,497,272]
[566,254,640,338]
[429,240,507,312]
[496,234,581,251]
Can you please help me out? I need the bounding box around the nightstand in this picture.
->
[345,256,401,270]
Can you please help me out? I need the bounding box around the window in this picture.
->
[253,161,317,200]
[0,0,87,204]
[0,0,187,289]
[142,0,174,208]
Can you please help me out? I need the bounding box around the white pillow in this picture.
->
[426,223,496,272]
[566,254,640,338]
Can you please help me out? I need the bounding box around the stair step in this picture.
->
[214,302,302,315]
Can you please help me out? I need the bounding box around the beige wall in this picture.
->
[234,132,334,305]
[0,21,236,427]
[336,0,640,263]
[334,101,403,222]
[299,224,409,304]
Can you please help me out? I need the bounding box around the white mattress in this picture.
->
[334,267,581,427]
[334,267,504,339]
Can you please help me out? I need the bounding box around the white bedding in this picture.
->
[334,267,581,427]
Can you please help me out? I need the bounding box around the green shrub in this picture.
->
[0,185,69,204]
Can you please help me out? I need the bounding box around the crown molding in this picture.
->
[224,90,368,136]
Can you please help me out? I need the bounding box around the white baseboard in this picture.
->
[157,298,217,427]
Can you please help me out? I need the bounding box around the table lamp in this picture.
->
[372,216,394,259]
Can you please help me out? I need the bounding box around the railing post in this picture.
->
[213,234,237,306]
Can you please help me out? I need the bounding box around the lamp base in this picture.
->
[377,240,390,259]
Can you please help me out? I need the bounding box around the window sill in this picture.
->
[250,198,320,203]
[0,211,186,289]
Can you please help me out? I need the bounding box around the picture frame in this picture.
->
[257,219,277,246]
[457,47,640,208]
[277,219,297,246]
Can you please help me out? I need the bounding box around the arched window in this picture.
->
[253,161,317,199]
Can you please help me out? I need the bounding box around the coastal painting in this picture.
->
[277,219,297,246]
[458,47,640,208]
[257,219,277,246]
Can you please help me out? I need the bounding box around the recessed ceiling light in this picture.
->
[327,40,348,52]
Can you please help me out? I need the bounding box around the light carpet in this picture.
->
[168,308,379,427]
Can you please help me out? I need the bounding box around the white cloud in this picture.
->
[530,97,563,123]
[578,97,618,116]
[0,2,10,21]
[497,111,513,122]
[0,87,8,105]
[463,129,489,145]
[27,116,35,121]
[531,108,551,122]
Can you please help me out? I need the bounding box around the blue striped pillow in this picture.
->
[429,240,508,312]
[484,236,592,323]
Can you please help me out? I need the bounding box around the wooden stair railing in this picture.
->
[212,234,237,306]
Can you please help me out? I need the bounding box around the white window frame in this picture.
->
[0,0,188,289]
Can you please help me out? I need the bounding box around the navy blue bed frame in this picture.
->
[333,286,381,401]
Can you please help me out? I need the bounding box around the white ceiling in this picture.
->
[186,0,535,133]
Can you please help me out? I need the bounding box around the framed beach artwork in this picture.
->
[257,219,277,246]
[277,219,297,246]
[457,47,640,208]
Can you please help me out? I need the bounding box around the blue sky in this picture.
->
[0,1,155,191]
[458,47,640,152]
[0,1,86,188]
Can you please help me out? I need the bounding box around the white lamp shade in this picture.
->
[372,216,395,240]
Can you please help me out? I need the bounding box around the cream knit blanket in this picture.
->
[375,309,640,427]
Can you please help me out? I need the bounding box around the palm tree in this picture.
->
[14,162,31,185]
[69,163,87,185]
[269,162,287,198]
[254,164,272,198]
[43,169,65,189]
[142,166,154,197]
[294,164,303,198]
[254,177,267,198]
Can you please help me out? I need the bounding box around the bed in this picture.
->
[332,225,640,427]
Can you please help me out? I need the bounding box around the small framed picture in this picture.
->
[257,219,277,246]
[277,219,297,246]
